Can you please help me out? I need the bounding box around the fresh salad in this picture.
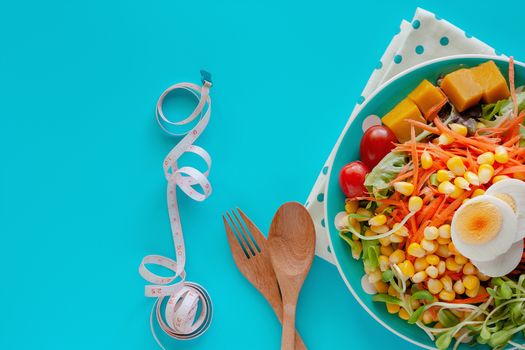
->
[337,58,525,349]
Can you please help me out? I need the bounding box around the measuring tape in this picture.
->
[138,71,214,348]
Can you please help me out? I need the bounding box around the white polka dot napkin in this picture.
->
[307,7,500,264]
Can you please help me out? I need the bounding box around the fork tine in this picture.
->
[223,214,249,259]
[236,208,266,252]
[231,210,257,256]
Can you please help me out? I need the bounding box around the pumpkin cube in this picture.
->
[471,61,510,103]
[440,68,483,112]
[408,79,448,120]
[382,98,425,143]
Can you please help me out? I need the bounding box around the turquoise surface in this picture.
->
[1,1,524,349]
[326,56,525,349]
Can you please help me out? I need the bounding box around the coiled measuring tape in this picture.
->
[139,71,213,348]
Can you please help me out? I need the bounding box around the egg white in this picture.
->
[486,178,525,241]
[472,239,524,277]
[451,195,517,262]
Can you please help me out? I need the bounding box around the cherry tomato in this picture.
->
[360,125,397,169]
[339,161,369,198]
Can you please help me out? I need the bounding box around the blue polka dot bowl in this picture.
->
[325,55,525,349]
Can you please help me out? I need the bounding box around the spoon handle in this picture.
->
[281,302,297,350]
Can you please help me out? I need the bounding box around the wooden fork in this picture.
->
[223,208,306,350]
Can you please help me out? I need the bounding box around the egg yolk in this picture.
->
[455,201,502,244]
[494,193,517,213]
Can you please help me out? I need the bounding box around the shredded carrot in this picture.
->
[430,191,470,228]
[389,170,414,185]
[410,125,419,195]
[424,94,448,121]
[406,119,440,134]
[510,56,518,118]
[449,291,490,304]
[500,165,525,175]
[434,117,496,152]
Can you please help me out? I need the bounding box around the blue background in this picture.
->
[1,1,523,349]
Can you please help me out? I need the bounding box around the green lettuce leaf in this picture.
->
[364,152,409,199]
[481,91,525,120]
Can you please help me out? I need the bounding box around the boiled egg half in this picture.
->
[451,179,525,277]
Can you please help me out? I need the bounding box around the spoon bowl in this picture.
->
[268,202,316,350]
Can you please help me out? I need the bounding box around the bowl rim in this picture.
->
[323,54,525,350]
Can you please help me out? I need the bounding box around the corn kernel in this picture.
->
[371,224,389,234]
[450,185,464,199]
[387,302,401,314]
[447,156,466,176]
[412,271,427,283]
[355,208,372,222]
[408,196,423,212]
[349,218,361,234]
[426,265,439,279]
[368,270,382,284]
[398,308,410,320]
[388,285,399,297]
[374,281,389,294]
[378,236,391,247]
[454,254,468,265]
[494,146,509,164]
[464,171,480,186]
[424,226,439,240]
[438,224,451,239]
[453,280,465,294]
[414,257,429,271]
[436,244,451,258]
[421,151,433,169]
[439,133,455,145]
[477,152,495,165]
[380,245,394,256]
[448,242,459,255]
[463,275,480,290]
[421,239,438,253]
[465,285,479,298]
[399,260,415,278]
[407,242,425,258]
[441,276,453,292]
[437,169,455,182]
[389,249,406,264]
[492,175,510,184]
[369,214,387,226]
[450,123,468,136]
[379,255,390,271]
[427,278,444,294]
[439,290,456,302]
[462,262,476,275]
[437,237,451,245]
[477,271,491,282]
[422,310,435,324]
[437,260,446,275]
[426,254,440,265]
[438,181,455,194]
[446,257,461,272]
[471,188,485,198]
[394,181,414,196]
[454,177,470,190]
[478,164,494,184]
[389,234,404,243]
[393,223,409,237]
[410,298,420,310]
[345,200,359,213]
[364,230,375,237]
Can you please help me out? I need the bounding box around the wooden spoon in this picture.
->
[268,202,316,350]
